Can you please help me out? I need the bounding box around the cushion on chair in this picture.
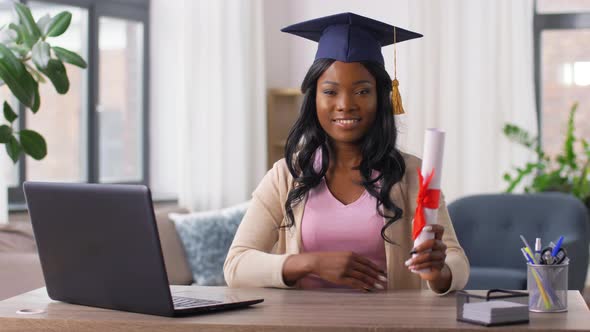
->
[466,267,527,290]
[170,202,249,286]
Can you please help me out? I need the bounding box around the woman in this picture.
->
[224,12,469,294]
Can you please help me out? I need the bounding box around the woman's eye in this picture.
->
[356,89,370,95]
[322,90,336,96]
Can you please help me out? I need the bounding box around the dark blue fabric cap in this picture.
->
[281,12,422,65]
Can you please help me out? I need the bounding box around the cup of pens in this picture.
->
[520,235,568,313]
[527,262,568,312]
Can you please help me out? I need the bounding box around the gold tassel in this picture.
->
[391,27,405,115]
[392,78,404,115]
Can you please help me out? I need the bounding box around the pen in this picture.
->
[535,238,542,263]
[520,235,533,257]
[524,247,538,264]
[520,248,534,264]
[551,236,564,258]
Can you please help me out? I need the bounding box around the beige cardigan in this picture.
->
[224,153,469,294]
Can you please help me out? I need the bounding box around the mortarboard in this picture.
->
[281,12,422,115]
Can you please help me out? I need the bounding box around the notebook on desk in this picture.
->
[23,181,263,317]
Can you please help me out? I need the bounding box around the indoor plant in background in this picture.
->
[0,2,87,224]
[503,102,590,212]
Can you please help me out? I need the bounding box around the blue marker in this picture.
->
[551,236,564,258]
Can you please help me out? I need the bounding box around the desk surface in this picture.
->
[0,286,589,332]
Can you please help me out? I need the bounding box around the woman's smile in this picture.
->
[332,118,362,129]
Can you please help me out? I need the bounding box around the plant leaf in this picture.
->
[0,46,38,109]
[36,14,51,35]
[0,124,11,143]
[504,162,539,193]
[19,129,46,160]
[14,3,41,43]
[32,40,50,68]
[31,84,40,113]
[9,43,30,57]
[3,101,17,123]
[12,22,34,48]
[44,11,71,37]
[24,61,45,84]
[562,102,577,170]
[5,135,21,163]
[52,46,87,68]
[582,138,590,162]
[38,58,69,94]
[0,43,24,76]
[503,123,537,150]
[8,23,23,45]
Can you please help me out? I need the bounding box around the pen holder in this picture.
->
[527,262,568,312]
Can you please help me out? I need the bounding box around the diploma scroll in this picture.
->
[412,128,445,274]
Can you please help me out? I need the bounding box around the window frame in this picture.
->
[8,0,150,209]
[533,1,590,149]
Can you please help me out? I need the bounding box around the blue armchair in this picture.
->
[448,193,589,291]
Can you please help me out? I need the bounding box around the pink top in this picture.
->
[300,173,386,289]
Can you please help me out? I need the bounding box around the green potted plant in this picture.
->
[0,2,87,224]
[0,2,87,161]
[503,102,590,210]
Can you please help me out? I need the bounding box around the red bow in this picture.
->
[412,167,441,240]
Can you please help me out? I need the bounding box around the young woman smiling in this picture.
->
[224,13,469,294]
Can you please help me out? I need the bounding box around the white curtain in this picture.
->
[395,0,537,201]
[176,0,267,211]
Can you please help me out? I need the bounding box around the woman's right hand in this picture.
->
[282,252,387,291]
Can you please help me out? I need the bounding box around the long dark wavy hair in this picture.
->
[283,58,406,244]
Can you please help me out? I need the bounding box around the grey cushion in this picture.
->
[467,267,526,290]
[449,193,590,291]
[170,202,249,286]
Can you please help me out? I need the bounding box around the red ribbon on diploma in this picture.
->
[412,167,441,240]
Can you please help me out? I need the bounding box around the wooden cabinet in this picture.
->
[266,88,303,169]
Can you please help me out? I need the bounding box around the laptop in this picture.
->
[23,181,263,317]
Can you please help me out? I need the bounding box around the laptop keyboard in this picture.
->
[173,296,223,309]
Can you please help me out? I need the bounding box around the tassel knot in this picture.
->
[391,78,405,115]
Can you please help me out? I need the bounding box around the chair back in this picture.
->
[448,193,589,290]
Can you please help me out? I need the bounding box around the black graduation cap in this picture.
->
[280,12,422,65]
[281,12,423,115]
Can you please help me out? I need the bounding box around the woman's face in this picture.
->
[316,61,378,145]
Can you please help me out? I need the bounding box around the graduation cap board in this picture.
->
[281,12,423,115]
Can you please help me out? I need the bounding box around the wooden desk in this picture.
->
[0,286,589,331]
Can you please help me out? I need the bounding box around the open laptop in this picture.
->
[23,181,263,317]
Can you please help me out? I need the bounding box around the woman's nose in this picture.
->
[336,93,356,111]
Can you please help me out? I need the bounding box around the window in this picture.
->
[534,0,590,156]
[8,0,149,208]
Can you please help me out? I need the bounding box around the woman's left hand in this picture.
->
[405,224,448,282]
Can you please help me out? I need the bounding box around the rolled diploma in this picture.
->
[412,128,445,274]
